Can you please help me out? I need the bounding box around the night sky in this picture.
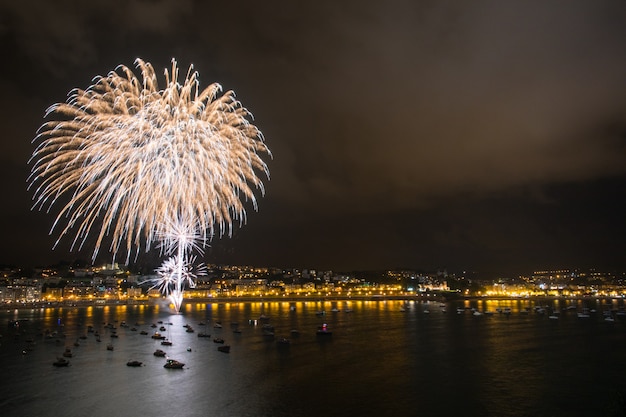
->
[1,1,625,277]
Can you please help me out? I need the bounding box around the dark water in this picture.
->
[2,298,626,417]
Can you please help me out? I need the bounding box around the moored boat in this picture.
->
[53,357,70,367]
[217,345,231,353]
[126,360,142,367]
[153,349,166,357]
[316,323,332,336]
[164,359,184,369]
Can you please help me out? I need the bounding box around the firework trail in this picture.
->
[29,58,271,311]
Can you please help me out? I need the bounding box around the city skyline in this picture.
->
[1,1,626,278]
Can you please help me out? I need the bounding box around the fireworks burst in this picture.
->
[145,254,206,312]
[29,58,271,311]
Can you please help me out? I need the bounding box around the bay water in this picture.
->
[2,298,626,417]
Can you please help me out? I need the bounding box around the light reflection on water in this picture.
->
[2,298,626,417]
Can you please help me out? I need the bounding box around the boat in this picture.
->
[197,332,211,338]
[316,323,332,336]
[161,339,173,346]
[217,345,231,353]
[140,330,148,335]
[164,359,184,369]
[277,337,291,345]
[151,332,165,340]
[153,349,166,357]
[213,337,225,344]
[126,360,142,367]
[106,343,114,351]
[53,357,70,367]
[63,348,72,358]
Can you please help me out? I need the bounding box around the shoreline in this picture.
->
[2,293,622,311]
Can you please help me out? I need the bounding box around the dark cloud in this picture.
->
[1,0,625,276]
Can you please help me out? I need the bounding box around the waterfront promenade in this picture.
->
[3,291,621,311]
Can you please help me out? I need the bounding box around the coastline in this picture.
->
[2,292,621,311]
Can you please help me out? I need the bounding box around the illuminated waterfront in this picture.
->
[2,298,626,417]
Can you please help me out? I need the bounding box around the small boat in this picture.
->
[316,324,332,336]
[197,332,211,338]
[164,359,184,369]
[153,349,166,357]
[53,357,70,367]
[126,360,142,367]
[140,330,148,335]
[217,345,231,353]
[161,339,173,346]
[151,332,165,340]
[277,338,291,345]
[106,343,114,351]
[213,338,225,344]
[63,348,73,358]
